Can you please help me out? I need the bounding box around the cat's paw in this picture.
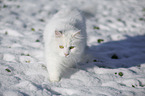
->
[49,76,60,82]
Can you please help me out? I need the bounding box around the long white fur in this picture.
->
[44,8,87,82]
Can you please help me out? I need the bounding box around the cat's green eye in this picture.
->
[69,46,75,49]
[59,45,64,49]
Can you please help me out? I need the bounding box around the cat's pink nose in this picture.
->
[64,53,69,57]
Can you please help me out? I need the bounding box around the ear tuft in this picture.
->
[55,30,62,37]
[73,31,81,38]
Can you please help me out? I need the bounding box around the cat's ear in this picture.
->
[73,31,80,38]
[55,30,63,38]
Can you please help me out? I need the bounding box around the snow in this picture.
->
[0,0,145,96]
[3,53,15,61]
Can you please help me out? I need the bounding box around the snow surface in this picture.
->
[0,0,145,96]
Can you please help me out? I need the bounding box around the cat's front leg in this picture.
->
[48,67,61,82]
[46,58,62,82]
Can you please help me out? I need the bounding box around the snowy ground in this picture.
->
[0,0,145,96]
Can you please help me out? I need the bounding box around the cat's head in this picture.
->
[55,30,84,57]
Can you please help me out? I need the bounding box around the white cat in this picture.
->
[44,8,87,82]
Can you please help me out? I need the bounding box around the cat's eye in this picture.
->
[59,45,64,49]
[69,46,75,49]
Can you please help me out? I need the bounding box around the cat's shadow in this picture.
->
[63,35,145,79]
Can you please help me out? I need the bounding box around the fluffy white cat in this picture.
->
[44,8,87,82]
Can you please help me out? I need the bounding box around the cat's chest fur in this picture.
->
[44,8,87,82]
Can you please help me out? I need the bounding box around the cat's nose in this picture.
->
[64,53,69,57]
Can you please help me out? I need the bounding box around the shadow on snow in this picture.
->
[63,35,145,78]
